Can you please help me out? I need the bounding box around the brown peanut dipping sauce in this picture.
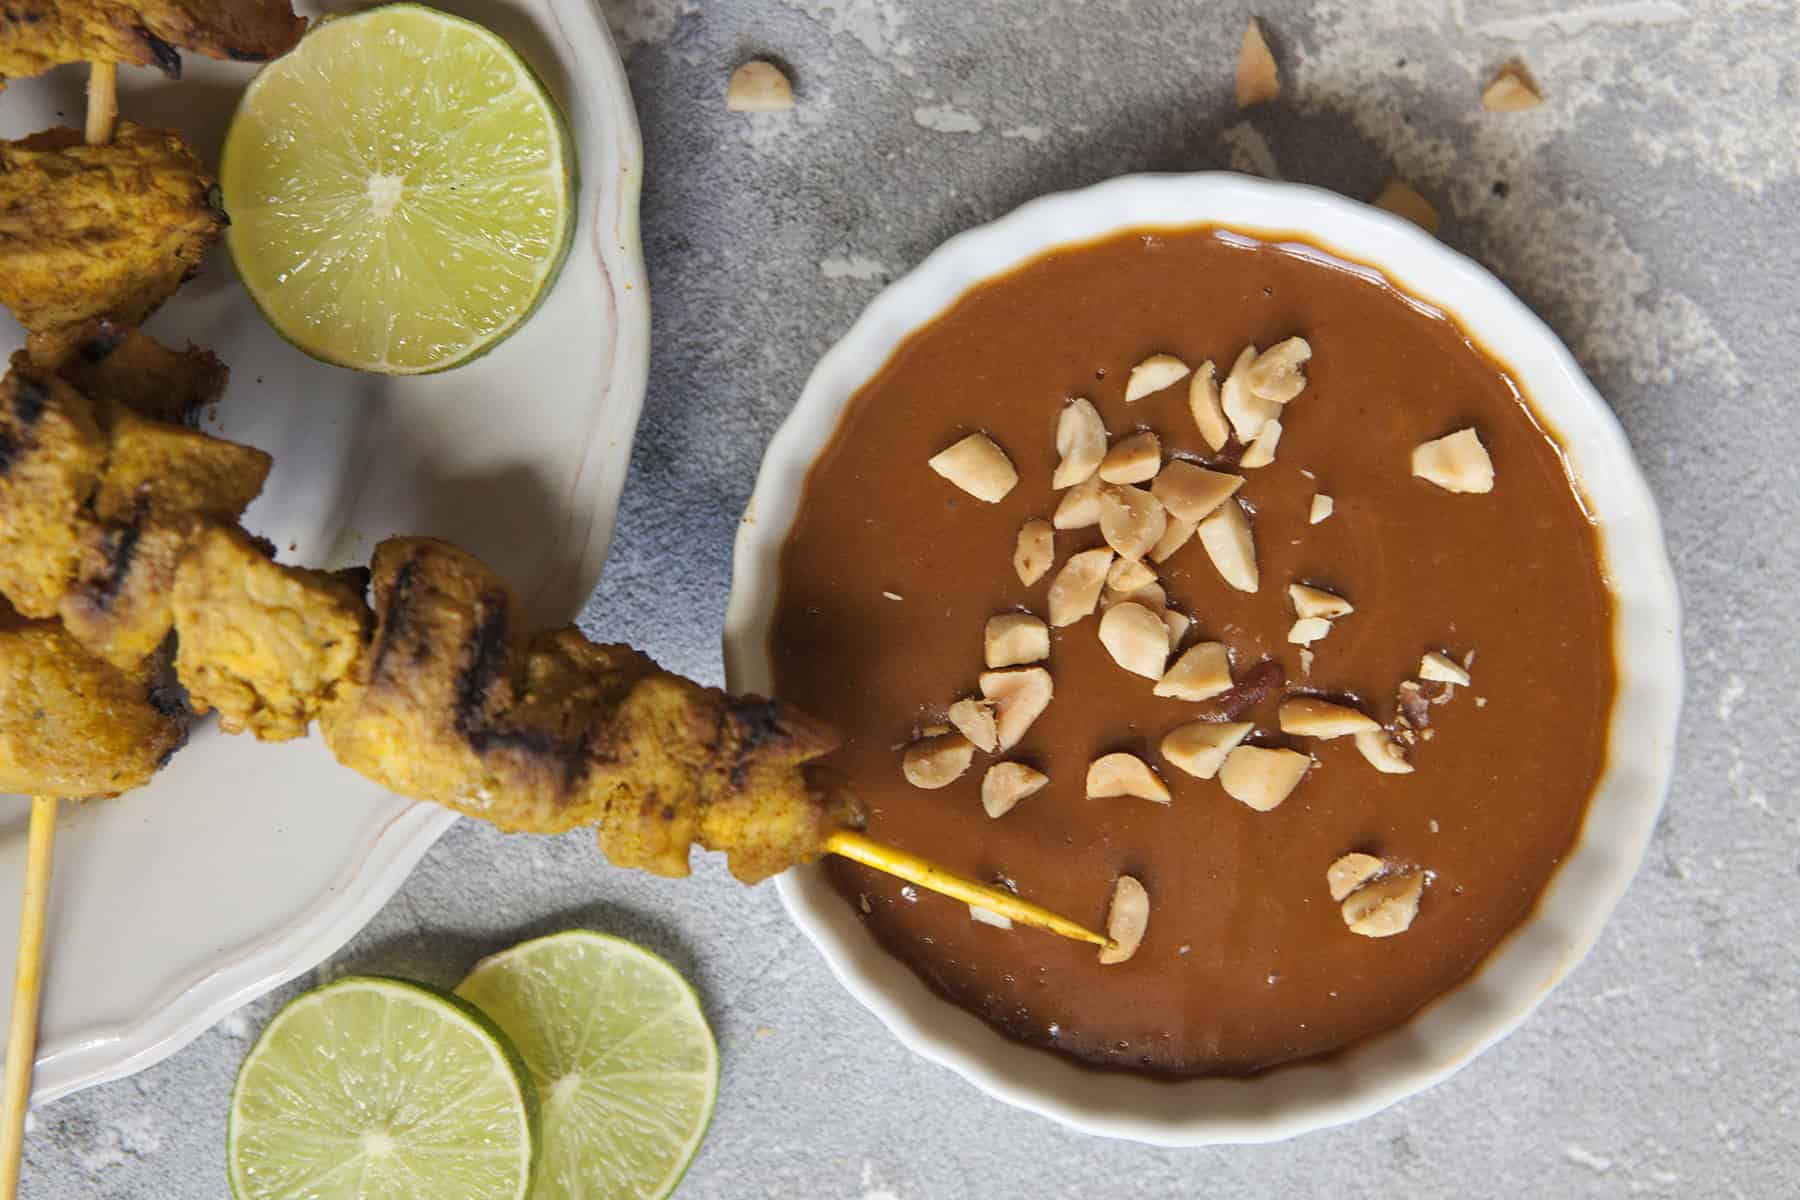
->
[771,226,1615,1077]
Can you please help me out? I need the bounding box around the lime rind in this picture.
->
[220,3,576,375]
[456,931,720,1200]
[227,975,537,1200]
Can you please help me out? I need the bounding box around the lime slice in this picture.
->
[227,976,537,1200]
[455,931,719,1200]
[220,3,575,374]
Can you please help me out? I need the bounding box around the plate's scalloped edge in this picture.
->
[26,0,650,1104]
[725,172,1683,1146]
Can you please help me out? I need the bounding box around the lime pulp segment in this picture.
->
[220,3,575,374]
[227,975,536,1200]
[456,931,720,1200]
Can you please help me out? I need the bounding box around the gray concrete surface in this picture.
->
[22,1,1800,1196]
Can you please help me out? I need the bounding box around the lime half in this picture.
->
[227,976,537,1200]
[221,3,575,374]
[456,931,720,1200]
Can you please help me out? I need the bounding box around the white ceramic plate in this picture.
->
[725,173,1682,1145]
[0,0,647,1102]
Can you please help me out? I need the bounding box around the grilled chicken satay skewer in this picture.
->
[0,355,1112,950]
[0,62,126,1197]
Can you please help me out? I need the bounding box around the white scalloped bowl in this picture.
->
[723,173,1681,1145]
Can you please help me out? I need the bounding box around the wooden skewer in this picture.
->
[0,61,121,1199]
[824,830,1115,951]
[85,63,119,145]
[0,797,57,1200]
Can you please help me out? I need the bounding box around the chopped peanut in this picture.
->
[1188,359,1229,451]
[1086,752,1171,804]
[1053,475,1105,530]
[1098,485,1168,562]
[1053,398,1108,489]
[979,667,1054,751]
[1161,720,1253,780]
[1354,728,1414,774]
[1154,641,1233,701]
[1374,179,1441,235]
[1289,584,1353,620]
[1482,61,1543,113]
[982,761,1049,818]
[1099,603,1172,679]
[928,433,1018,502]
[1287,616,1332,646]
[1419,651,1471,686]
[1218,744,1310,811]
[1098,875,1149,965]
[1327,852,1386,902]
[948,696,999,752]
[1151,460,1242,523]
[1149,515,1197,562]
[1124,354,1191,402]
[1106,558,1157,594]
[1278,697,1380,738]
[1412,428,1494,493]
[985,613,1050,668]
[1342,870,1425,937]
[1221,345,1281,443]
[903,732,974,789]
[1245,337,1311,403]
[1014,520,1055,586]
[1099,431,1163,484]
[1197,499,1258,592]
[726,60,795,111]
[1046,547,1114,626]
[1235,18,1280,108]
[1238,419,1282,468]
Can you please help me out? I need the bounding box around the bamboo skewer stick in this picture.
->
[85,63,119,145]
[0,798,57,1200]
[824,830,1115,951]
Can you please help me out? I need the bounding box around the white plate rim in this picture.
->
[723,171,1683,1146]
[20,0,650,1104]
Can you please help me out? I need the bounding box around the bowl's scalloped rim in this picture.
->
[723,171,1682,1147]
[23,0,651,1105]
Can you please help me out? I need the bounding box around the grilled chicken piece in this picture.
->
[48,321,227,426]
[91,407,269,523]
[320,537,583,829]
[0,368,107,618]
[0,124,224,361]
[170,525,370,741]
[321,538,853,882]
[0,1,304,86]
[61,513,198,672]
[0,357,267,668]
[0,617,187,798]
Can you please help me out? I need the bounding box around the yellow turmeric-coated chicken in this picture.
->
[0,615,187,798]
[0,367,108,619]
[60,513,200,672]
[0,0,304,86]
[0,123,223,361]
[91,407,270,524]
[170,524,371,741]
[0,353,267,665]
[46,320,227,427]
[320,538,855,882]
